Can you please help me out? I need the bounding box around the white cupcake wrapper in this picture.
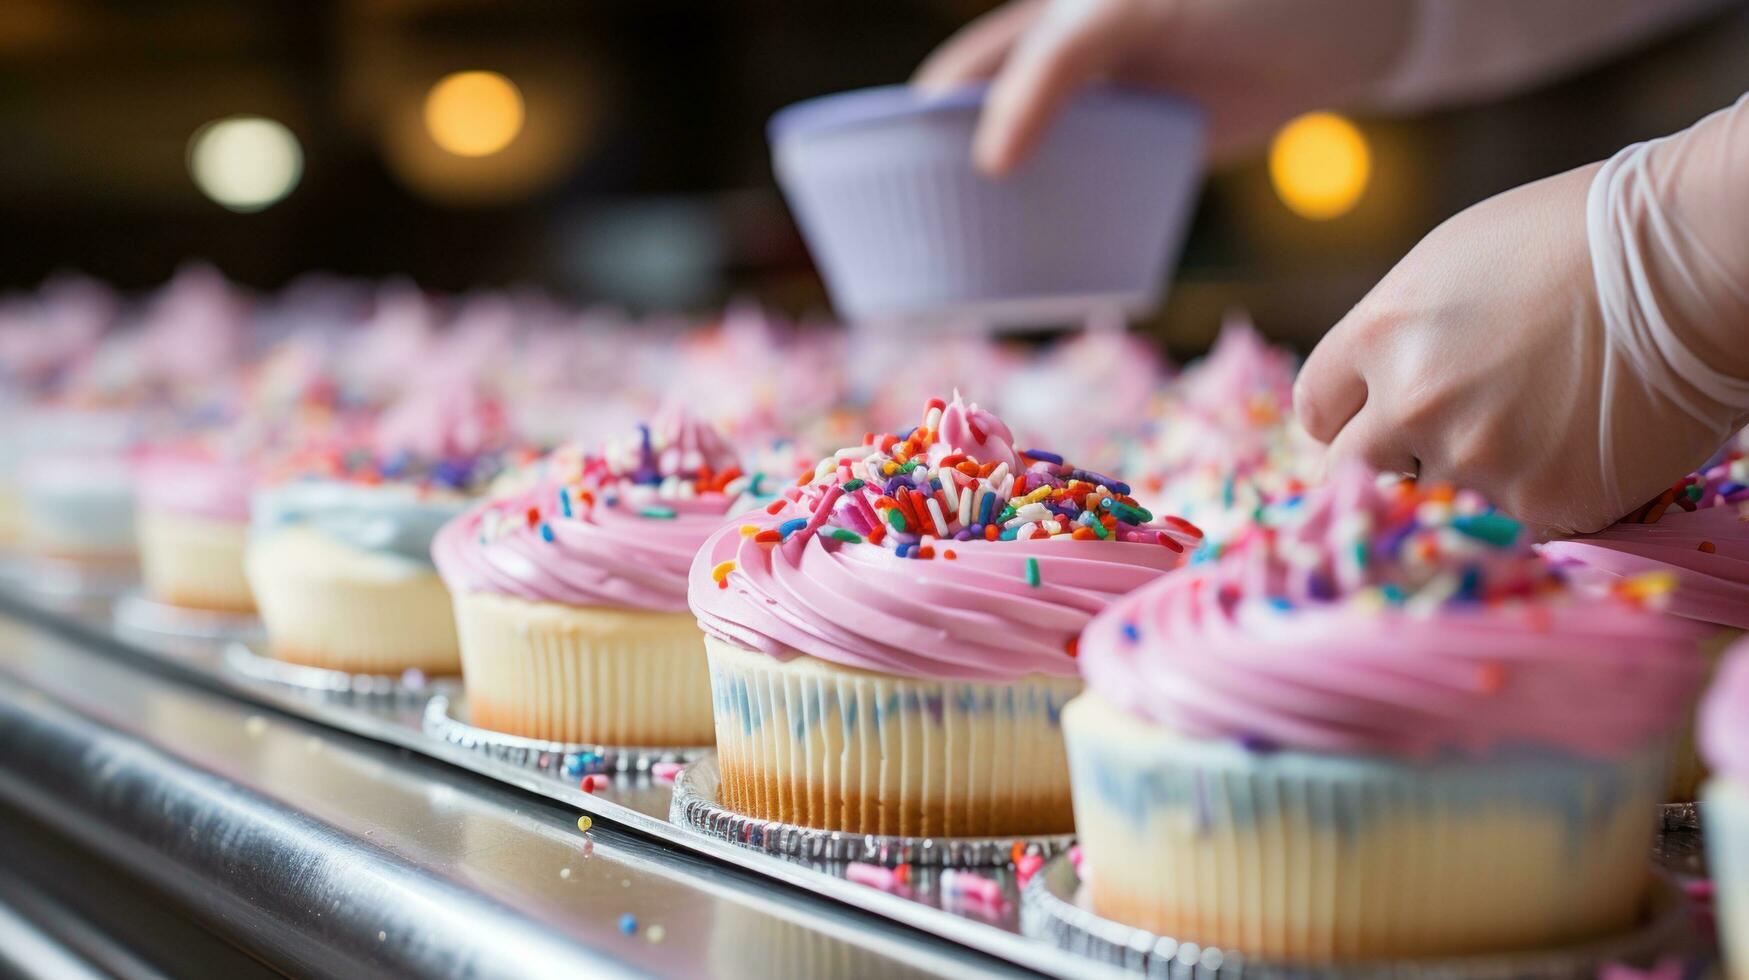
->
[137,510,255,613]
[453,592,714,746]
[1706,779,1749,979]
[1063,693,1674,961]
[246,530,459,674]
[705,636,1081,838]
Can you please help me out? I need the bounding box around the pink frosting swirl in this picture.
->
[688,395,1197,681]
[691,524,1180,680]
[138,449,254,522]
[434,409,743,612]
[1540,458,1749,629]
[1700,636,1749,783]
[1080,463,1707,759]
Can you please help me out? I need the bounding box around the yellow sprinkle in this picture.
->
[711,560,737,583]
[739,524,759,538]
[1622,570,1677,598]
[577,815,593,833]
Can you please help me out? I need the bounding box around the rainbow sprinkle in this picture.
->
[741,397,1203,561]
[1620,452,1749,523]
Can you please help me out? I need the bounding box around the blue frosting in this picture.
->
[251,480,467,567]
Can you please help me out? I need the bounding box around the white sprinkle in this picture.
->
[925,497,950,537]
[244,716,268,738]
[559,867,572,879]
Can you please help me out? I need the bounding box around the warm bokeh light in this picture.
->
[1268,112,1371,220]
[187,116,303,213]
[423,70,525,157]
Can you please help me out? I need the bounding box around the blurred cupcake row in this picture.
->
[3,266,1749,971]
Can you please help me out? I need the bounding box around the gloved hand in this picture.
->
[913,0,1413,172]
[912,0,1729,175]
[1295,94,1749,536]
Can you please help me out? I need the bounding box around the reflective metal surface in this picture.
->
[1021,857,1699,980]
[0,601,1037,978]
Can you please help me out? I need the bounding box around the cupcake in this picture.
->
[137,446,257,612]
[1125,314,1322,556]
[1541,453,1749,799]
[245,385,514,674]
[433,409,749,745]
[689,394,1200,837]
[1066,463,1705,960]
[1700,637,1749,980]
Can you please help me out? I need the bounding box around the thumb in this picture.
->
[974,0,1145,175]
[1294,316,1370,445]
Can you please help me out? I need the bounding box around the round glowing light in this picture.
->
[1268,112,1371,220]
[424,71,526,157]
[187,116,303,213]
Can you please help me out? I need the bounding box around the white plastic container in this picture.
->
[771,85,1204,328]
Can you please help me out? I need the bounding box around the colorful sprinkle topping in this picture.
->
[1620,452,1749,523]
[1194,464,1672,618]
[744,396,1203,560]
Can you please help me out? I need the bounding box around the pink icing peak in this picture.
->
[1079,462,1707,760]
[934,392,1022,472]
[372,382,509,464]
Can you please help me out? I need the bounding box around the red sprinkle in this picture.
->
[526,506,540,527]
[983,524,999,541]
[868,525,887,546]
[1476,662,1507,694]
[943,549,956,560]
[1700,541,1718,553]
[765,500,785,515]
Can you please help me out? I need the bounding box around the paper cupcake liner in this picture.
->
[672,755,1073,868]
[245,530,459,674]
[771,86,1203,325]
[137,510,255,614]
[1062,692,1674,961]
[423,693,708,779]
[1706,779,1749,979]
[1022,853,1694,979]
[224,641,456,703]
[705,636,1081,838]
[453,591,714,746]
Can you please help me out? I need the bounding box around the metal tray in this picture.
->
[0,584,1712,980]
[1021,855,1698,979]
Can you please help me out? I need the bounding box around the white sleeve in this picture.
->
[1371,0,1737,112]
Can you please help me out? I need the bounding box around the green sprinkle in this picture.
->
[1450,513,1521,547]
[829,529,863,543]
[898,461,920,474]
[840,478,865,492]
[1380,584,1406,604]
[1351,541,1368,567]
[1089,521,1109,540]
[996,506,1017,525]
[886,509,907,532]
[640,506,677,520]
[1686,484,1705,502]
[1025,557,1041,588]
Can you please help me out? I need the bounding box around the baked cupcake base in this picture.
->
[705,636,1080,838]
[1063,690,1670,961]
[138,509,255,613]
[454,591,713,745]
[1707,777,1749,980]
[245,526,459,674]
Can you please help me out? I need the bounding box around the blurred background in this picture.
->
[3,0,1748,354]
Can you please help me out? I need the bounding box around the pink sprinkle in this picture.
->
[580,774,605,793]
[1016,853,1045,884]
[1068,845,1084,872]
[651,762,684,782]
[940,869,1002,905]
[845,861,899,891]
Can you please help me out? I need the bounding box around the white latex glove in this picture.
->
[1295,94,1749,535]
[914,0,1730,174]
